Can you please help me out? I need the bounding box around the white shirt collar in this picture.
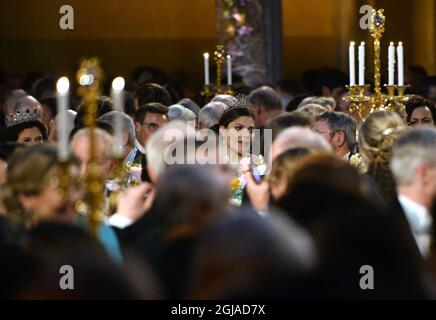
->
[398,194,432,257]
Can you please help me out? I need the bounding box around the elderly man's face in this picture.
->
[70,135,113,179]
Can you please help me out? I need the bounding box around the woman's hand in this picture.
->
[244,172,269,212]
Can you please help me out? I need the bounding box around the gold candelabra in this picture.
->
[344,9,410,121]
[76,57,105,237]
[201,44,234,100]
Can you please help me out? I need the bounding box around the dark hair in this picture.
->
[31,76,56,101]
[0,142,24,162]
[74,96,115,127]
[131,66,166,85]
[164,82,183,104]
[153,165,228,234]
[134,103,169,123]
[405,95,436,124]
[286,93,310,112]
[219,107,255,128]
[265,111,314,140]
[40,97,57,119]
[248,86,281,111]
[1,120,48,144]
[313,67,347,96]
[123,92,137,118]
[316,111,357,150]
[275,79,301,95]
[134,83,172,107]
[69,119,114,141]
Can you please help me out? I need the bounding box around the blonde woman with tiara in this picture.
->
[358,110,407,204]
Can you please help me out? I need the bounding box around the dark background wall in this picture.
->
[0,0,434,91]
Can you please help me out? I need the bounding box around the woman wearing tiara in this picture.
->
[1,107,48,145]
[218,104,266,206]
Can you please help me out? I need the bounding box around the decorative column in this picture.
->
[215,0,283,87]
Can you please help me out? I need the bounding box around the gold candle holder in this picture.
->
[344,8,411,119]
[201,84,213,102]
[225,84,234,96]
[344,85,371,121]
[76,57,105,238]
[57,160,71,201]
[214,45,226,94]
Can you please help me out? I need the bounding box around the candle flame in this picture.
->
[390,41,394,46]
[204,52,209,59]
[112,76,125,91]
[56,77,69,94]
[227,54,231,59]
[350,41,355,46]
[360,42,365,46]
[398,41,403,46]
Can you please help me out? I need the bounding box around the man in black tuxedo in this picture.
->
[390,127,436,258]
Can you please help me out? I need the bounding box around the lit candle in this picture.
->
[358,42,365,85]
[349,42,356,86]
[388,42,395,85]
[56,77,70,161]
[203,53,210,85]
[397,42,404,86]
[111,76,125,158]
[227,54,232,86]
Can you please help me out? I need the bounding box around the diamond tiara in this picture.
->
[5,107,41,128]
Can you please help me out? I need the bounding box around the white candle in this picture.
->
[56,77,70,161]
[349,42,356,86]
[227,54,232,86]
[111,76,125,158]
[358,42,365,85]
[203,53,210,85]
[388,42,395,85]
[397,42,404,86]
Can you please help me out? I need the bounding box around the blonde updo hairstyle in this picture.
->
[358,110,407,202]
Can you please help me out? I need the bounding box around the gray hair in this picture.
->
[211,94,237,108]
[390,127,436,186]
[146,120,197,179]
[168,104,196,123]
[316,111,357,150]
[98,111,136,148]
[299,96,336,110]
[198,101,227,129]
[70,127,114,158]
[178,98,201,117]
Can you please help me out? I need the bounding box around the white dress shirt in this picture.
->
[398,194,433,257]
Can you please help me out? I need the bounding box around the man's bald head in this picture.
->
[271,126,332,162]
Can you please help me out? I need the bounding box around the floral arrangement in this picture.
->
[229,156,250,206]
[349,153,366,173]
[106,163,142,192]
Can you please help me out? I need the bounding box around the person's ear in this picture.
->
[334,131,346,148]
[18,193,36,212]
[122,131,129,146]
[322,86,331,97]
[134,121,141,133]
[414,163,427,188]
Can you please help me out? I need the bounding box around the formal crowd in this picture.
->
[0,65,436,299]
